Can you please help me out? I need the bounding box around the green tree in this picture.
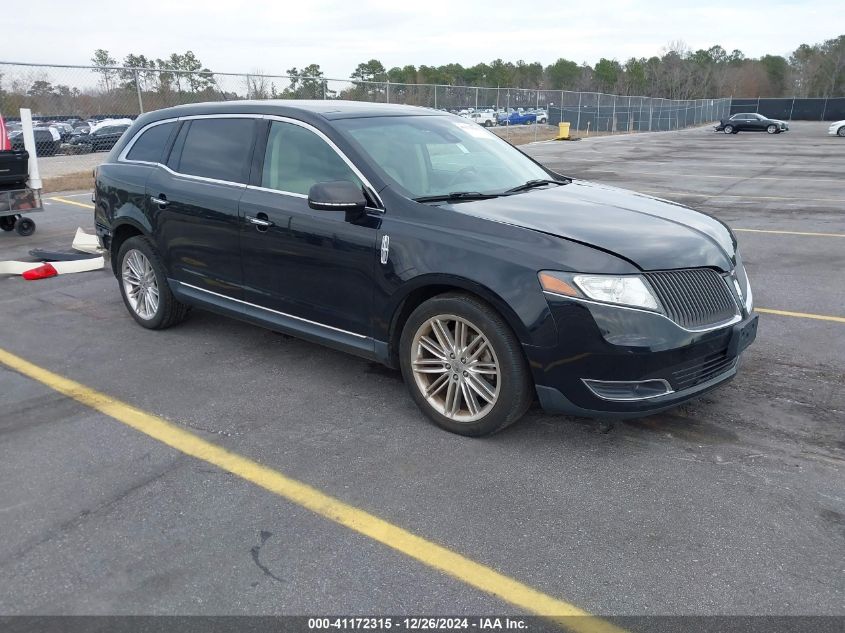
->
[546,58,579,90]
[759,55,789,95]
[594,58,622,92]
[91,48,118,92]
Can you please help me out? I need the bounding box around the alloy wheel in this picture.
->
[122,249,160,320]
[410,314,501,423]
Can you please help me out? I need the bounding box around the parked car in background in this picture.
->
[715,113,789,134]
[95,101,757,436]
[498,110,537,126]
[533,109,548,124]
[50,122,75,142]
[67,122,130,152]
[9,127,61,156]
[828,120,845,137]
[468,111,497,127]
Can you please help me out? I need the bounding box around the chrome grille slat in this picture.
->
[644,268,737,329]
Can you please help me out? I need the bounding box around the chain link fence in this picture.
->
[1,61,731,152]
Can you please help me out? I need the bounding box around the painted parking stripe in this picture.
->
[49,196,94,209]
[584,169,844,184]
[756,308,845,324]
[638,190,845,203]
[734,228,845,238]
[0,347,625,633]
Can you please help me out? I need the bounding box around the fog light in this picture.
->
[582,379,673,402]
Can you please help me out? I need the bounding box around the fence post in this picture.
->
[788,97,795,121]
[386,80,390,104]
[534,88,539,142]
[638,97,644,131]
[576,92,582,132]
[821,98,828,121]
[611,95,616,133]
[434,85,437,109]
[475,86,479,110]
[597,93,601,132]
[133,68,144,114]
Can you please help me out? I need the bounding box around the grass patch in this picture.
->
[41,171,94,194]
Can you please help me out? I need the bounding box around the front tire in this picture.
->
[838,126,845,137]
[117,236,189,330]
[767,124,778,134]
[399,293,533,436]
[724,125,734,134]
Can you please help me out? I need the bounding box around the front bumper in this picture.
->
[526,294,758,418]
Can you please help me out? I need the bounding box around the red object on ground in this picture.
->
[22,263,58,280]
[0,113,10,151]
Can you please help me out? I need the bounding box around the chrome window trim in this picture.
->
[263,115,384,210]
[245,184,307,199]
[581,378,674,402]
[117,113,384,209]
[177,281,368,339]
[543,291,742,333]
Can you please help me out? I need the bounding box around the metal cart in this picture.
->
[0,186,43,236]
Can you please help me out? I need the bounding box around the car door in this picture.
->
[239,118,380,339]
[145,116,257,300]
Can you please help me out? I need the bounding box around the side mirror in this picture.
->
[308,181,367,216]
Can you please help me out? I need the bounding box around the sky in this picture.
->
[4,0,842,79]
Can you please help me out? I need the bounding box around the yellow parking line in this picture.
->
[0,346,625,633]
[586,169,843,184]
[757,308,845,324]
[639,190,845,203]
[49,196,95,209]
[734,228,845,238]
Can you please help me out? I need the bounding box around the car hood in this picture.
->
[448,180,737,271]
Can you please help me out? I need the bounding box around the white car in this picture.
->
[828,120,845,137]
[467,111,497,127]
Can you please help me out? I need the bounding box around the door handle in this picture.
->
[150,194,169,208]
[247,214,274,229]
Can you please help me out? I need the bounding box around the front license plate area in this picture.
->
[729,314,758,356]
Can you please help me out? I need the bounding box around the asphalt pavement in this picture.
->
[0,122,842,622]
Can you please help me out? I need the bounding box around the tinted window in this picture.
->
[127,122,176,163]
[261,121,360,195]
[177,118,254,183]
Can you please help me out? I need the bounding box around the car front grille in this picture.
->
[670,349,737,391]
[643,268,738,329]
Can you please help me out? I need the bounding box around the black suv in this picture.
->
[95,101,757,436]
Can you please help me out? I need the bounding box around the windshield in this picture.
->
[334,115,550,199]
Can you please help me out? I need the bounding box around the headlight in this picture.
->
[538,271,661,312]
[734,250,754,313]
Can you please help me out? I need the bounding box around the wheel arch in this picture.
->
[384,274,533,369]
[109,219,148,275]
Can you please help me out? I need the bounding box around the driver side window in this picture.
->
[262,121,361,196]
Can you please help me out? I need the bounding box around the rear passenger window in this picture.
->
[126,122,175,163]
[176,118,255,184]
[261,121,361,195]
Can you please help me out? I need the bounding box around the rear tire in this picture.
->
[117,236,190,330]
[399,292,533,436]
[0,216,15,231]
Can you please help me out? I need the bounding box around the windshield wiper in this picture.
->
[503,178,570,194]
[413,191,500,203]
